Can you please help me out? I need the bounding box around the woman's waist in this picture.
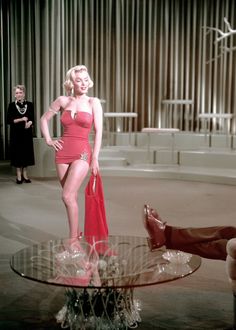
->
[61,135,89,140]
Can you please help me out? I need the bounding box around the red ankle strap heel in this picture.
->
[143,204,166,251]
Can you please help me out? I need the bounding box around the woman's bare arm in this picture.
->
[91,97,103,174]
[40,96,66,150]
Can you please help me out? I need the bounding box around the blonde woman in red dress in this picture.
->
[40,65,103,261]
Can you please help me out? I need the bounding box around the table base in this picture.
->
[56,287,141,329]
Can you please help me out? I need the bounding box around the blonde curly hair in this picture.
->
[13,85,26,94]
[64,65,93,95]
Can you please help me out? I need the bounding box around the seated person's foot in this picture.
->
[149,206,166,226]
[143,204,166,251]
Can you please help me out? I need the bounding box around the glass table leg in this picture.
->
[56,287,142,329]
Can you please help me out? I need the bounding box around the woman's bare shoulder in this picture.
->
[53,96,73,108]
[89,97,101,106]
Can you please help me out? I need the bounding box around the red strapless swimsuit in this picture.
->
[55,110,93,164]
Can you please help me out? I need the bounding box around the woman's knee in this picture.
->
[62,192,76,206]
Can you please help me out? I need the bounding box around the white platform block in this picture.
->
[210,134,232,148]
[119,149,150,164]
[179,150,236,169]
[101,147,149,164]
[100,148,126,157]
[137,132,210,150]
[99,157,127,167]
[107,132,136,146]
[137,132,175,148]
[155,149,179,164]
[233,135,236,149]
[175,133,210,150]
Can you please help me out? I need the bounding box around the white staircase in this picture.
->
[99,132,236,185]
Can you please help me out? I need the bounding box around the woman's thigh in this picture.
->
[62,160,89,194]
[56,163,70,186]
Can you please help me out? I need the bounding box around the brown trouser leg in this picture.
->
[165,226,236,260]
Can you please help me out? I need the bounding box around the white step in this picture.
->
[179,149,236,169]
[99,157,127,167]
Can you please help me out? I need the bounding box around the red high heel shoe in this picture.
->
[143,204,166,251]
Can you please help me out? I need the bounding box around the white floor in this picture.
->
[0,166,235,329]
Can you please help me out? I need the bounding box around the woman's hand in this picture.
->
[25,121,32,129]
[14,117,28,124]
[47,139,64,151]
[22,116,28,122]
[91,157,99,176]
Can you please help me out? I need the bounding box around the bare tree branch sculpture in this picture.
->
[205,17,236,43]
[203,17,236,63]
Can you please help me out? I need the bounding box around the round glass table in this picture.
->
[10,235,201,329]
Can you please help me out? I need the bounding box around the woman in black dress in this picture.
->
[7,85,35,184]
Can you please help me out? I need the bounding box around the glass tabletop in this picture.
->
[10,235,201,289]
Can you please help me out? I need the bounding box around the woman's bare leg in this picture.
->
[22,167,29,179]
[57,160,89,239]
[16,167,22,180]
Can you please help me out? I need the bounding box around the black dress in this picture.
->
[7,101,35,168]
